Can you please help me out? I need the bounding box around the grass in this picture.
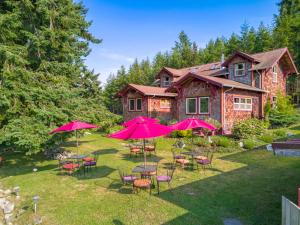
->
[1,124,300,224]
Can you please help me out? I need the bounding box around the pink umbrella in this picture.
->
[49,120,98,154]
[169,118,216,131]
[122,116,159,127]
[109,121,172,166]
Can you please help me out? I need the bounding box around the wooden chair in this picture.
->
[133,179,152,195]
[156,166,175,194]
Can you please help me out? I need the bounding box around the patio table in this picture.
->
[132,164,157,173]
[68,154,88,160]
[181,151,204,169]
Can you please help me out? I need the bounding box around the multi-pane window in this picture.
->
[128,98,142,111]
[234,97,252,111]
[160,99,171,108]
[163,76,171,86]
[136,98,142,111]
[234,63,245,76]
[199,97,209,114]
[272,66,277,83]
[129,99,135,111]
[186,98,197,114]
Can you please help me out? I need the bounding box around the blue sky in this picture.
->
[82,0,279,84]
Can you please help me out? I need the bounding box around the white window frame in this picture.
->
[128,99,136,111]
[272,66,278,83]
[160,99,171,109]
[199,97,210,114]
[233,97,252,111]
[136,98,142,111]
[186,98,197,114]
[234,63,245,77]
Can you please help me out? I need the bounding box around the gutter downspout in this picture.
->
[223,87,234,134]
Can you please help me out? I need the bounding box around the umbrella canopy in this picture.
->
[49,120,97,134]
[110,121,172,140]
[169,118,216,131]
[109,122,172,167]
[122,116,159,127]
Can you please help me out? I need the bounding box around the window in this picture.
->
[160,99,171,109]
[272,66,277,83]
[136,98,142,111]
[163,76,171,86]
[234,63,245,76]
[186,98,197,114]
[233,97,252,111]
[129,99,135,111]
[199,97,209,114]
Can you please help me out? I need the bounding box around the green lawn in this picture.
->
[1,125,300,225]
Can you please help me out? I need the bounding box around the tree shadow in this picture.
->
[112,219,125,225]
[76,165,115,180]
[92,148,119,155]
[156,150,300,225]
[120,152,164,163]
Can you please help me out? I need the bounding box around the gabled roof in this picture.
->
[156,62,228,79]
[118,84,177,97]
[168,72,266,93]
[222,51,260,67]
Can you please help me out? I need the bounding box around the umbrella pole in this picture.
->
[76,130,79,156]
[143,139,146,168]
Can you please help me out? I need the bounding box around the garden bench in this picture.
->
[272,140,300,156]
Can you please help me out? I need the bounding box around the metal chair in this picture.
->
[156,166,175,194]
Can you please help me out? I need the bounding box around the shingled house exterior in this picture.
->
[118,48,298,133]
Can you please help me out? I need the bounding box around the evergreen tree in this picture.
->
[0,0,118,154]
[255,22,273,52]
[225,33,241,56]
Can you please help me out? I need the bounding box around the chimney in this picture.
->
[221,53,225,64]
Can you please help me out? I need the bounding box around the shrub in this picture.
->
[273,129,286,138]
[204,117,222,131]
[196,137,210,147]
[232,118,266,139]
[170,130,192,138]
[105,125,123,134]
[269,92,298,127]
[259,134,274,143]
[243,139,255,150]
[212,136,233,148]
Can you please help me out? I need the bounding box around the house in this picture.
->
[117,48,298,133]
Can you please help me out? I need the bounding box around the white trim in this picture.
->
[199,97,210,114]
[186,98,197,114]
[234,63,245,77]
[233,97,252,111]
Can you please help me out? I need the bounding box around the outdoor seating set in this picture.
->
[119,163,175,195]
[58,153,98,175]
[172,141,214,171]
[129,141,156,157]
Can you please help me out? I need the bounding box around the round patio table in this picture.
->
[132,164,157,173]
[68,154,88,160]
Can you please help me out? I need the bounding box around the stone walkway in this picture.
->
[223,218,244,225]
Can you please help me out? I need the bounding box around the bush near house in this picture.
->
[195,137,211,147]
[258,134,274,143]
[243,139,256,150]
[211,136,234,148]
[232,118,266,139]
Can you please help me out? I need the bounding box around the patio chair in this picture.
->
[171,149,186,163]
[83,154,98,173]
[196,152,214,172]
[129,145,142,157]
[144,140,157,156]
[156,166,175,194]
[133,178,152,195]
[118,169,137,185]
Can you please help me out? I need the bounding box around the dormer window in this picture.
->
[234,63,245,76]
[163,76,170,87]
[272,66,277,83]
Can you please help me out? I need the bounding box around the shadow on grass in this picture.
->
[156,150,300,225]
[92,148,119,155]
[120,153,163,163]
[76,165,115,180]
